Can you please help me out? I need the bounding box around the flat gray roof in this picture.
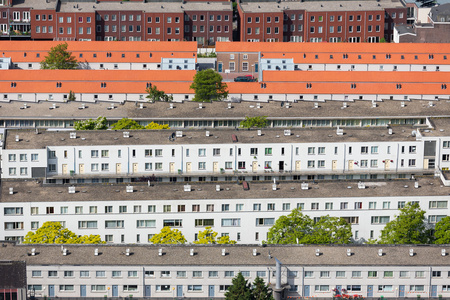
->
[240,0,404,13]
[0,100,445,121]
[4,125,423,150]
[1,177,447,203]
[1,242,450,266]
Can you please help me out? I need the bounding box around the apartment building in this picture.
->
[0,0,233,45]
[1,243,450,299]
[237,0,407,43]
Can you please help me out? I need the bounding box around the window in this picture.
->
[368,271,378,278]
[163,219,182,227]
[382,201,390,209]
[123,285,138,292]
[352,271,362,278]
[253,204,261,211]
[371,146,378,154]
[384,271,393,278]
[225,271,235,278]
[163,205,171,213]
[315,285,329,292]
[256,218,275,226]
[193,271,203,278]
[105,220,124,228]
[48,271,58,277]
[156,285,170,291]
[265,148,272,155]
[60,285,74,291]
[137,220,156,228]
[429,201,447,208]
[371,216,390,224]
[80,271,90,278]
[415,271,425,278]
[432,271,441,277]
[378,285,393,292]
[311,203,319,210]
[222,218,240,227]
[410,285,425,292]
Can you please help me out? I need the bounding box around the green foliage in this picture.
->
[144,122,170,130]
[225,272,253,300]
[434,216,450,244]
[240,116,269,129]
[23,221,104,244]
[378,202,429,244]
[266,208,352,244]
[68,90,76,101]
[149,226,187,244]
[194,226,237,244]
[40,43,78,70]
[190,69,228,102]
[379,37,386,43]
[252,277,274,300]
[197,52,217,58]
[145,85,173,103]
[111,118,144,130]
[74,116,108,130]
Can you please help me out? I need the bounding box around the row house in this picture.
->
[2,244,450,298]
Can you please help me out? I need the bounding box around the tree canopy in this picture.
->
[378,202,429,244]
[145,122,170,130]
[190,69,228,102]
[434,216,450,244]
[74,116,108,130]
[225,272,253,300]
[40,43,78,70]
[240,116,269,129]
[146,85,173,102]
[266,208,352,244]
[149,226,187,244]
[111,118,144,130]
[24,221,104,244]
[252,276,274,300]
[193,226,237,244]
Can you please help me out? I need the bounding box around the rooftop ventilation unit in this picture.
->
[126,248,131,256]
[227,102,232,109]
[159,248,163,256]
[9,187,13,195]
[429,101,434,107]
[256,103,261,109]
[206,131,210,137]
[401,101,405,108]
[253,249,258,256]
[409,249,414,257]
[257,130,262,136]
[190,249,194,256]
[94,248,99,256]
[272,183,277,191]
[68,186,76,194]
[358,182,366,189]
[342,102,348,109]
[442,249,446,256]
[372,100,377,108]
[314,102,319,109]
[221,249,226,256]
[70,132,77,139]
[22,103,27,109]
[31,248,36,256]
[176,131,183,138]
[198,103,203,109]
[388,128,393,135]
[378,249,383,256]
[123,132,130,138]
[216,185,220,192]
[15,135,19,142]
[301,182,309,190]
[286,102,290,109]
[284,129,291,136]
[184,184,191,192]
[414,181,419,189]
[347,249,352,256]
[63,248,68,256]
[139,103,144,109]
[336,126,344,136]
[126,186,134,193]
[315,249,321,256]
[51,103,56,110]
[232,134,238,143]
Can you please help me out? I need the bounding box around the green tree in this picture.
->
[252,276,274,300]
[240,116,269,129]
[23,221,104,244]
[145,85,173,103]
[378,202,429,244]
[40,43,78,69]
[74,116,108,130]
[149,226,187,244]
[266,208,313,244]
[68,90,76,101]
[144,122,170,130]
[190,69,228,102]
[310,216,353,244]
[266,208,352,244]
[194,226,237,244]
[225,272,253,300]
[434,216,450,244]
[111,118,144,130]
